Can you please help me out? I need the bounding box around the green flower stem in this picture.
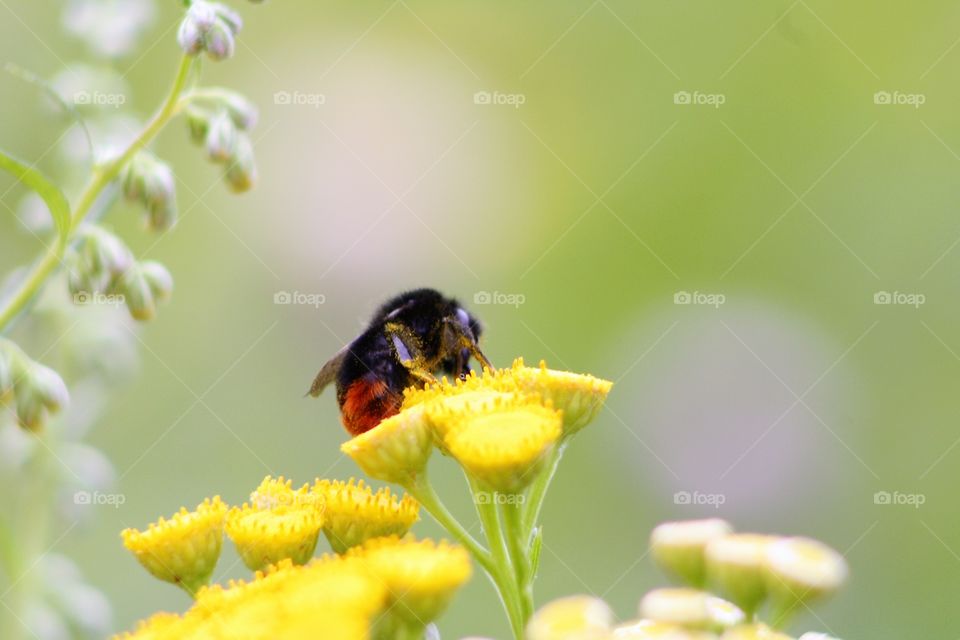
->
[407,473,525,639]
[467,477,526,640]
[502,498,534,621]
[521,441,566,545]
[0,54,195,334]
[405,474,493,573]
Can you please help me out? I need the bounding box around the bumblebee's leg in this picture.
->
[442,318,494,371]
[383,322,438,385]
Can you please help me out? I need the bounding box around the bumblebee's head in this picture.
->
[440,306,483,379]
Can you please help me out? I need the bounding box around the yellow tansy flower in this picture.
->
[441,397,562,493]
[639,587,744,631]
[705,534,778,616]
[612,619,718,639]
[248,475,315,510]
[341,404,434,485]
[404,358,612,438]
[650,519,734,587]
[225,503,324,571]
[526,595,615,640]
[313,478,419,553]
[347,536,472,631]
[121,496,227,595]
[721,623,795,640]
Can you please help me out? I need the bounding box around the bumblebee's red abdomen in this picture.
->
[340,376,402,436]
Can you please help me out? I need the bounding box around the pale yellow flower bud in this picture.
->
[705,534,777,616]
[639,588,744,631]
[526,595,615,640]
[651,519,733,587]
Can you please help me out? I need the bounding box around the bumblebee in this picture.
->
[308,288,493,436]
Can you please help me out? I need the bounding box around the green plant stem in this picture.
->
[407,473,525,638]
[405,474,493,574]
[467,477,526,640]
[2,432,54,640]
[521,441,566,544]
[0,54,195,334]
[502,499,534,621]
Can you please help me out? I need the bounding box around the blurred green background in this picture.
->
[2,0,959,637]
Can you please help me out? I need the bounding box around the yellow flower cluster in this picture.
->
[120,474,429,635]
[115,536,470,640]
[343,358,612,492]
[121,497,227,595]
[523,520,848,640]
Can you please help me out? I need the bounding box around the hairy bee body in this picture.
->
[309,288,490,436]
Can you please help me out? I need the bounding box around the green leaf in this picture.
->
[530,525,543,578]
[0,150,71,243]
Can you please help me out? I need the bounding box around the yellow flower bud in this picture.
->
[340,404,433,485]
[312,479,419,554]
[505,358,613,436]
[613,619,718,639]
[651,519,733,587]
[121,497,227,595]
[527,595,615,640]
[441,398,562,493]
[764,537,847,613]
[347,536,472,630]
[705,534,778,616]
[721,623,795,640]
[639,588,744,631]
[226,504,324,572]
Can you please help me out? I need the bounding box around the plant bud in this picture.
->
[14,362,69,430]
[177,16,205,55]
[115,266,156,321]
[639,588,744,632]
[705,534,777,617]
[651,519,734,587]
[224,134,257,192]
[186,110,211,144]
[0,349,13,403]
[764,537,847,620]
[211,3,243,34]
[204,111,237,162]
[147,198,177,232]
[527,595,614,640]
[140,261,174,303]
[220,91,258,130]
[204,19,236,61]
[186,1,219,32]
[141,159,176,209]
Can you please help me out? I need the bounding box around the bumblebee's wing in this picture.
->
[307,345,349,398]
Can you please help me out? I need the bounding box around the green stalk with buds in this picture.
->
[0,2,262,638]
